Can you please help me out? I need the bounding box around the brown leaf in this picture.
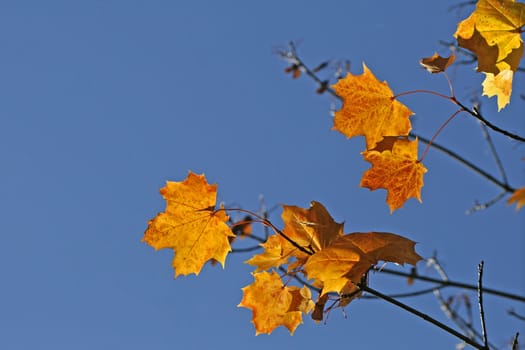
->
[420,52,456,73]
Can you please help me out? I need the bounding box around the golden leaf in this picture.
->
[245,234,291,271]
[454,0,525,74]
[142,172,234,277]
[360,137,427,212]
[238,271,312,335]
[332,63,413,150]
[482,69,514,111]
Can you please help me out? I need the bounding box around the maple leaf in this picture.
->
[245,234,291,271]
[246,201,343,272]
[142,171,234,277]
[281,201,344,253]
[360,137,427,212]
[304,232,422,295]
[238,271,313,335]
[508,186,525,210]
[482,69,514,111]
[420,52,456,73]
[454,0,525,75]
[332,63,413,150]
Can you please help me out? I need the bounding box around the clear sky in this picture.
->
[0,1,524,349]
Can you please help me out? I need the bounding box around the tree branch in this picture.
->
[277,45,519,194]
[377,267,525,303]
[477,261,489,349]
[414,133,515,193]
[358,282,487,350]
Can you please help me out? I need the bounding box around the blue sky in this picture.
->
[0,1,524,349]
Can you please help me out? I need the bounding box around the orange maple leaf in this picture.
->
[238,271,314,335]
[508,186,525,210]
[142,171,234,277]
[281,201,344,253]
[246,201,343,272]
[454,0,525,75]
[304,232,422,296]
[420,52,456,73]
[332,63,413,150]
[360,137,427,212]
[244,201,422,324]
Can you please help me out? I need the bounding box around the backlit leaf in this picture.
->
[332,63,413,150]
[482,69,514,111]
[142,172,234,277]
[245,234,291,271]
[304,232,422,295]
[360,137,427,212]
[454,0,525,74]
[238,271,313,335]
[246,201,343,272]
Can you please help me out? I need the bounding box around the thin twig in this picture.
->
[480,122,509,185]
[466,191,508,214]
[428,257,490,347]
[477,261,489,349]
[458,102,525,142]
[377,268,525,303]
[508,309,525,322]
[415,133,515,193]
[463,121,512,213]
[361,285,447,299]
[278,266,321,293]
[511,332,519,350]
[358,282,487,350]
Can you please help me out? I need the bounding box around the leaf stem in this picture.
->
[394,89,452,101]
[418,109,463,162]
[413,132,515,193]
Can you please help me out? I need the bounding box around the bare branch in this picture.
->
[511,333,520,350]
[508,309,525,322]
[477,261,489,349]
[377,267,525,303]
[358,282,487,350]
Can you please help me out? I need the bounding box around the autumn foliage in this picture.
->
[143,0,525,341]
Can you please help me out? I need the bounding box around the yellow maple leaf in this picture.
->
[245,234,291,271]
[332,63,413,150]
[508,186,525,210]
[360,137,427,212]
[420,52,456,73]
[482,69,514,111]
[142,171,234,277]
[304,232,422,295]
[238,271,313,335]
[454,0,525,75]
